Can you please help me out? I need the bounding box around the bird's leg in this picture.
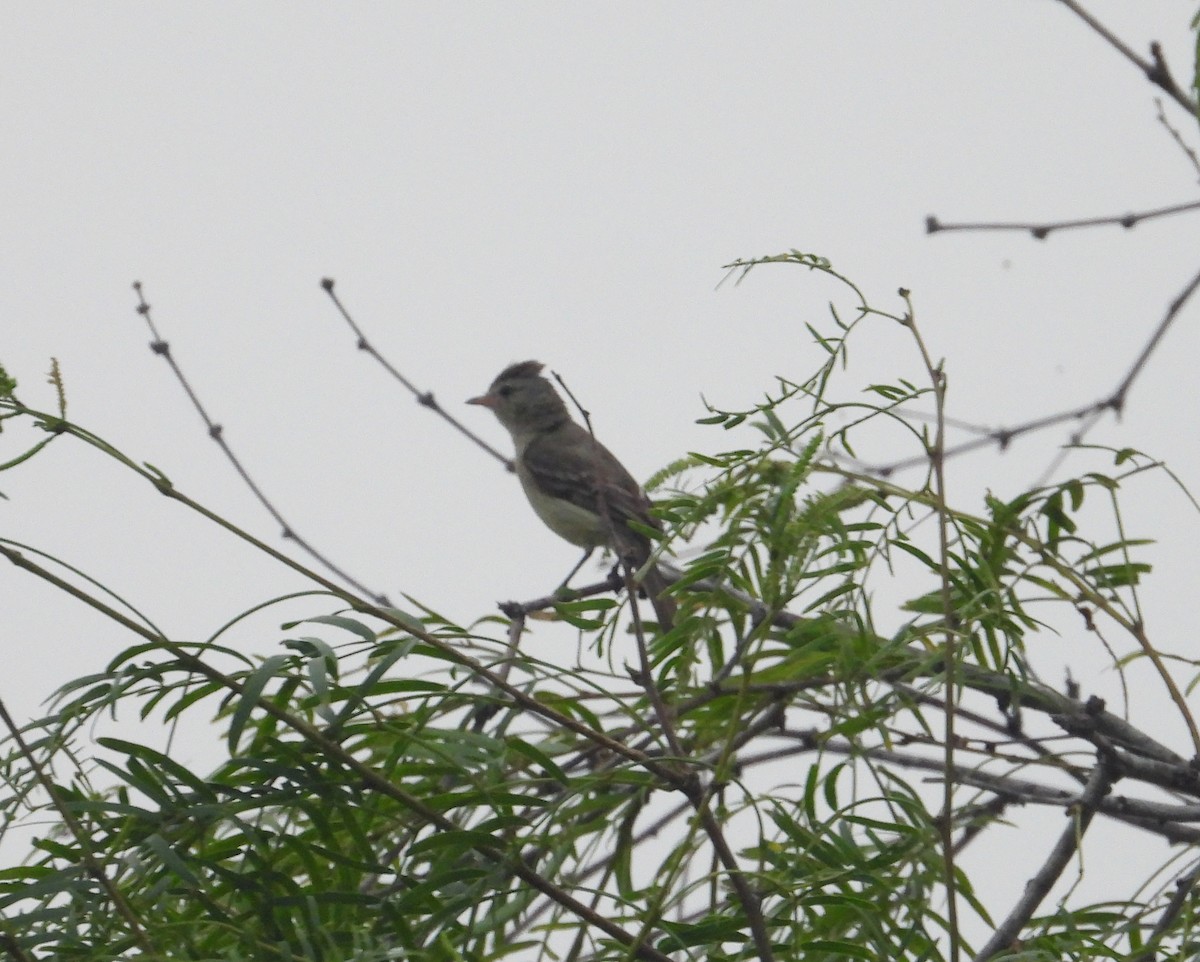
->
[556,547,595,594]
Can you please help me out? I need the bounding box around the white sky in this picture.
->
[2,1,1198,940]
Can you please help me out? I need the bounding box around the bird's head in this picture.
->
[468,360,570,438]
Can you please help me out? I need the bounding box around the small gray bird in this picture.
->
[468,360,675,628]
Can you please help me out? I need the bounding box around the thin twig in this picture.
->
[925,199,1200,239]
[130,282,389,604]
[320,278,511,468]
[747,733,1200,845]
[863,397,1113,476]
[903,290,961,962]
[1053,1,1196,112]
[1154,98,1200,180]
[621,561,684,751]
[864,259,1200,476]
[1109,260,1200,413]
[689,798,775,962]
[500,567,626,618]
[891,682,1083,781]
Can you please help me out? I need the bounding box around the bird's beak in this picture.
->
[467,393,498,409]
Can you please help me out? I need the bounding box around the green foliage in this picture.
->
[0,260,1196,962]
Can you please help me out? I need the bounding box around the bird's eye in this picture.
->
[497,385,515,398]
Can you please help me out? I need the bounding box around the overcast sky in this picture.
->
[2,1,1197,930]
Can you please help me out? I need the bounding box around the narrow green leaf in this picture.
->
[655,916,748,951]
[228,654,291,752]
[889,538,938,570]
[798,938,877,959]
[505,737,567,784]
[144,833,201,886]
[300,614,378,644]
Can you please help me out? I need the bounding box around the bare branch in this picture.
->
[925,199,1200,240]
[320,278,511,468]
[1110,261,1200,413]
[973,759,1115,961]
[1154,98,1200,180]
[130,281,390,604]
[1053,0,1196,112]
[862,259,1200,476]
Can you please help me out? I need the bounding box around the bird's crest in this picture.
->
[495,360,545,383]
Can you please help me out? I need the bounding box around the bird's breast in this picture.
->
[514,462,608,549]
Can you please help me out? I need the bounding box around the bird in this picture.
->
[468,360,676,628]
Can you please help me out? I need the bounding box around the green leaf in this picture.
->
[228,654,291,752]
[655,916,748,951]
[375,606,430,634]
[1075,539,1154,565]
[552,597,616,630]
[144,833,201,886]
[298,614,378,644]
[505,736,567,784]
[889,538,938,570]
[669,549,733,590]
[96,737,215,798]
[1085,471,1119,491]
[407,829,499,860]
[902,591,945,614]
[1086,561,1151,588]
[797,938,877,959]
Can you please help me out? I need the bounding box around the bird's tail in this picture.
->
[638,562,676,630]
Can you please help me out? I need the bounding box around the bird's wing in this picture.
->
[524,423,675,628]
[521,424,660,541]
